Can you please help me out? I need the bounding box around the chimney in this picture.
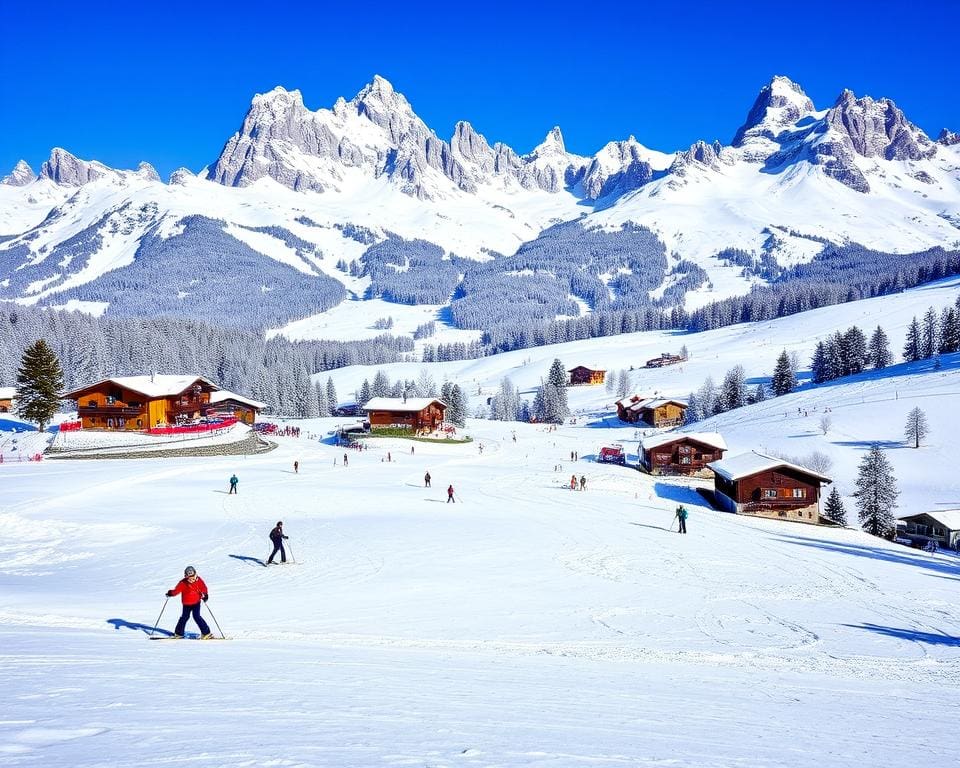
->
[151,372,156,383]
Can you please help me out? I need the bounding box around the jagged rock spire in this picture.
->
[1,159,35,186]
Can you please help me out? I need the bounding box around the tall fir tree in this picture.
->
[325,377,338,412]
[545,359,569,421]
[939,307,960,354]
[903,317,922,362]
[16,339,64,432]
[823,487,848,526]
[853,444,899,538]
[771,350,796,396]
[867,326,892,370]
[903,406,929,448]
[921,307,939,359]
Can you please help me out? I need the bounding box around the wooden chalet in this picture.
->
[64,375,219,431]
[362,397,447,434]
[896,510,960,551]
[707,451,831,524]
[616,394,687,427]
[568,366,606,386]
[639,432,727,476]
[0,387,14,413]
[208,390,265,425]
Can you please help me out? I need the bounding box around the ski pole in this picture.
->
[288,542,296,563]
[205,602,226,639]
[668,516,676,532]
[150,597,169,637]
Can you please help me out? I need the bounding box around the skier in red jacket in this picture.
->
[165,566,212,638]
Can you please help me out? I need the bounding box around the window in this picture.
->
[680,456,691,465]
[763,489,777,499]
[792,489,806,498]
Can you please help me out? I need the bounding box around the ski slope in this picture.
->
[1,413,958,766]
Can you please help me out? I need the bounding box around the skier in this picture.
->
[293,460,299,474]
[447,484,456,503]
[424,471,431,487]
[343,452,348,467]
[266,521,289,565]
[165,566,212,638]
[675,505,688,534]
[570,474,577,490]
[228,473,238,494]
[580,475,586,491]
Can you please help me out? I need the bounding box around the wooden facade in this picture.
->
[363,398,447,434]
[65,376,219,431]
[616,395,687,427]
[640,434,726,476]
[207,391,265,425]
[709,453,831,524]
[568,366,606,386]
[896,511,960,550]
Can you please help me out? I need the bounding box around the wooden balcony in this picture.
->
[81,404,144,418]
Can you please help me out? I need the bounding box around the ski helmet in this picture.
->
[184,566,196,577]
[276,521,283,526]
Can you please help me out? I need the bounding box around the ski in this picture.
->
[149,636,230,640]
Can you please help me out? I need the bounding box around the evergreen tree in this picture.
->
[371,369,391,398]
[921,307,939,359]
[824,487,848,526]
[415,369,437,398]
[16,339,64,431]
[357,379,372,408]
[867,326,892,370]
[605,369,616,394]
[752,383,767,403]
[545,359,569,420]
[938,306,960,354]
[716,365,747,413]
[841,326,868,375]
[695,376,717,419]
[811,342,829,384]
[853,444,899,538]
[315,380,329,417]
[903,317,922,362]
[325,377,338,412]
[904,406,929,448]
[771,350,796,396]
[616,369,631,398]
[447,384,467,426]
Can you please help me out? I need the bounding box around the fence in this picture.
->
[147,418,237,435]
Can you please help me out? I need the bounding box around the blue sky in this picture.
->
[1,0,958,179]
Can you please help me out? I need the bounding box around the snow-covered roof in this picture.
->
[625,397,687,413]
[362,397,447,413]
[0,387,16,400]
[899,509,960,530]
[641,431,727,452]
[616,394,645,408]
[66,375,219,399]
[707,451,832,483]
[209,390,266,410]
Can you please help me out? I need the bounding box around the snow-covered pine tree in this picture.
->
[903,317,922,362]
[695,376,717,418]
[545,359,569,420]
[415,369,437,398]
[325,377,338,411]
[357,379,372,408]
[716,365,747,413]
[921,307,939,359]
[371,369,391,398]
[15,339,64,431]
[771,350,796,396]
[605,370,616,394]
[448,384,467,426]
[904,406,929,448]
[824,487,847,526]
[752,383,767,403]
[810,342,829,383]
[616,369,630,398]
[867,326,892,370]
[315,380,329,417]
[939,307,960,354]
[853,444,899,538]
[841,326,868,375]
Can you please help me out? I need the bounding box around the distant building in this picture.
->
[0,387,15,413]
[896,510,960,551]
[64,375,220,430]
[362,397,447,434]
[640,432,727,476]
[208,390,265,425]
[617,394,687,427]
[707,451,831,524]
[568,366,606,386]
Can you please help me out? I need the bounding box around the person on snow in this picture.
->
[293,460,299,474]
[447,484,456,503]
[675,505,688,534]
[343,452,349,467]
[166,566,212,638]
[580,475,587,491]
[424,471,432,488]
[570,474,577,490]
[228,474,238,494]
[266,521,289,565]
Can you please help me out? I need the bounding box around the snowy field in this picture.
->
[1,412,959,767]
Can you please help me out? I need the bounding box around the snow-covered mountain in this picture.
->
[1,75,958,331]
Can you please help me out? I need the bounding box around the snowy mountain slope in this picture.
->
[1,75,959,332]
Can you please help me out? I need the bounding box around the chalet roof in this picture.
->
[707,451,832,484]
[898,509,960,530]
[209,390,266,410]
[641,431,727,452]
[362,397,447,413]
[568,365,604,372]
[627,397,688,412]
[616,394,645,408]
[65,375,219,399]
[0,387,16,400]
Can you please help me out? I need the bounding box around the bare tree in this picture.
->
[819,415,832,435]
[904,407,929,448]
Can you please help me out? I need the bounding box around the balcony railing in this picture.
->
[81,405,144,418]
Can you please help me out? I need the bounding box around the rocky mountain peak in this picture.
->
[39,148,111,186]
[733,75,815,146]
[937,128,960,146]
[1,159,35,186]
[137,162,161,182]
[528,126,566,158]
[825,90,935,161]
